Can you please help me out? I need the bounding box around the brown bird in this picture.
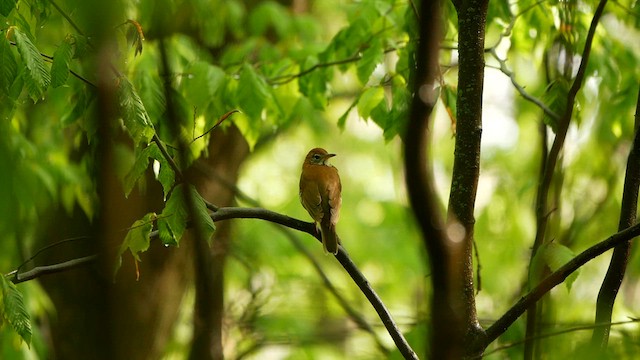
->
[299,148,342,254]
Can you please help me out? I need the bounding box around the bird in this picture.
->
[299,148,342,255]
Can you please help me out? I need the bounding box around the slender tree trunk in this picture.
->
[450,0,490,354]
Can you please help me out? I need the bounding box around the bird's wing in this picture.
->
[325,168,342,225]
[300,179,323,222]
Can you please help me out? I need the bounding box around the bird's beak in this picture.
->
[322,153,336,165]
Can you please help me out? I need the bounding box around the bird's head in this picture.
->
[305,148,336,166]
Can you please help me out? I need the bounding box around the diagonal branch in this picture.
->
[484,221,640,344]
[487,50,561,122]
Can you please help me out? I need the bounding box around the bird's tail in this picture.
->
[321,222,339,255]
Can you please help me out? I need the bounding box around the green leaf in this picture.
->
[61,89,93,126]
[0,276,32,346]
[118,77,156,144]
[137,70,165,121]
[327,18,368,68]
[123,142,175,199]
[357,86,385,119]
[529,242,579,291]
[51,36,74,88]
[298,56,329,109]
[157,185,190,246]
[114,212,157,277]
[13,28,51,101]
[157,184,215,246]
[441,83,457,132]
[544,242,579,291]
[357,38,383,84]
[337,97,359,129]
[183,61,226,110]
[542,79,570,132]
[8,67,25,100]
[248,1,291,37]
[0,0,16,17]
[237,63,270,120]
[190,185,216,243]
[0,36,17,94]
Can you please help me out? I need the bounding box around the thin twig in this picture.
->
[487,50,561,122]
[191,109,239,144]
[48,0,85,35]
[8,255,98,284]
[268,46,403,85]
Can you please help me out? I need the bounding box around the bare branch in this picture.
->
[8,255,97,284]
[487,50,561,122]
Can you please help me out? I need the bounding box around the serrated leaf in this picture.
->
[13,28,50,101]
[137,70,165,121]
[157,185,190,246]
[0,37,17,94]
[123,142,175,199]
[157,184,215,246]
[357,38,383,84]
[51,36,74,87]
[237,63,270,120]
[0,276,32,345]
[114,212,156,279]
[118,77,156,144]
[327,19,368,68]
[0,0,16,17]
[190,184,216,243]
[357,86,384,120]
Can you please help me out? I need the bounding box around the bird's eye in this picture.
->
[312,154,321,160]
